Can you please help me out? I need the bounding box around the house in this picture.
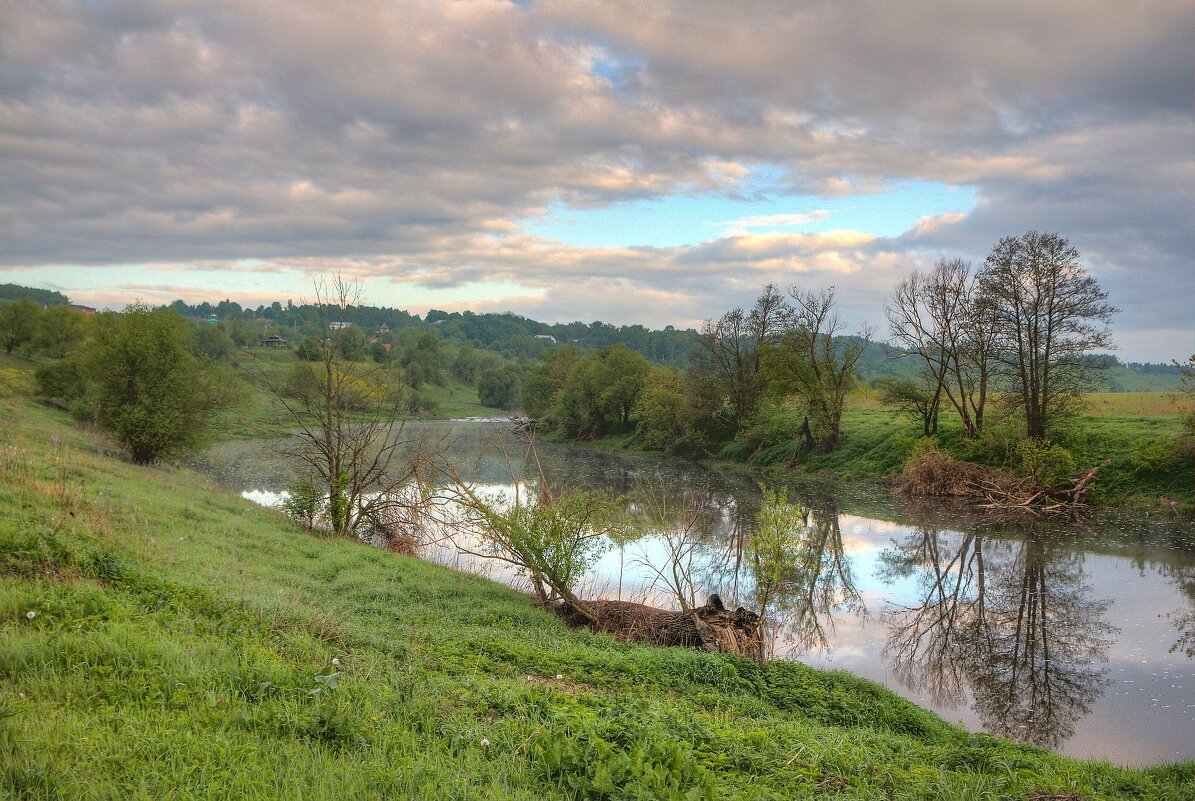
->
[205,314,220,325]
[259,334,289,348]
[378,322,390,333]
[328,321,353,330]
[69,304,97,315]
[534,334,557,343]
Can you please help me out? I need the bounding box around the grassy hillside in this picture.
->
[3,393,1194,797]
[3,389,1194,799]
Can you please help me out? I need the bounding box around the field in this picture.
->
[3,385,1194,798]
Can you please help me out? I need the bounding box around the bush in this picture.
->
[1131,437,1179,473]
[1016,439,1076,486]
[81,306,240,463]
[281,475,326,530]
[296,337,323,361]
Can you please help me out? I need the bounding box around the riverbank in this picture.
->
[3,397,1195,797]
[576,401,1195,513]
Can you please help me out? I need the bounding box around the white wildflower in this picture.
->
[555,674,563,680]
[25,611,36,620]
[331,657,341,667]
[480,738,490,747]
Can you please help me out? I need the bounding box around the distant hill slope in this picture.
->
[0,283,70,307]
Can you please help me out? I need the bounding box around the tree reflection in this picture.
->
[1162,561,1195,658]
[764,501,864,656]
[882,522,1116,749]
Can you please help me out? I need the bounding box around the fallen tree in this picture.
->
[555,594,763,660]
[898,448,1105,517]
[439,432,764,659]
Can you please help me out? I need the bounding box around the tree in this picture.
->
[594,345,652,430]
[192,323,236,363]
[477,365,522,410]
[0,299,41,355]
[441,437,625,621]
[886,259,995,436]
[451,341,480,383]
[521,347,580,422]
[875,376,940,437]
[256,276,428,539]
[765,287,871,452]
[81,306,238,464]
[552,346,652,438]
[691,285,787,435]
[633,367,690,451]
[979,232,1117,440]
[33,304,89,359]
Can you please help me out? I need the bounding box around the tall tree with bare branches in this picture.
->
[886,258,996,437]
[256,275,428,539]
[979,232,1117,440]
[767,286,872,452]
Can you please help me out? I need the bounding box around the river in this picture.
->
[187,420,1195,766]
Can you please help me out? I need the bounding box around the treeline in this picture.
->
[163,298,699,365]
[0,283,70,307]
[524,233,1149,470]
[522,285,873,459]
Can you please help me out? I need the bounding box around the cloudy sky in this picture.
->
[2,0,1192,360]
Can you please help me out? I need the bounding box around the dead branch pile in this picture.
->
[897,449,1105,517]
[365,507,421,556]
[555,594,763,661]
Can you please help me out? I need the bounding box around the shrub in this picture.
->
[281,474,326,530]
[1016,439,1076,486]
[1131,437,1179,473]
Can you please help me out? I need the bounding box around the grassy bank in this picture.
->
[587,395,1195,512]
[2,394,1194,798]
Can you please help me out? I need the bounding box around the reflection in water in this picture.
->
[1166,561,1195,659]
[881,522,1116,748]
[766,503,864,656]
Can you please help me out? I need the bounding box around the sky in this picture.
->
[1,0,1192,362]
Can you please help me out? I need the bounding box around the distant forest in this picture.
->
[0,283,1182,391]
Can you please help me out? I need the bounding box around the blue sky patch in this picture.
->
[523,181,977,248]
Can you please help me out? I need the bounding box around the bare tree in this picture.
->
[692,284,788,434]
[256,274,429,539]
[979,232,1117,440]
[783,286,872,452]
[886,258,996,437]
[632,483,717,612]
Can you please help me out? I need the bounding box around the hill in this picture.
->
[0,283,70,307]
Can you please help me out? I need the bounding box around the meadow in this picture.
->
[2,364,1194,798]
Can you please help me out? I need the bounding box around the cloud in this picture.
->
[0,0,1191,360]
[717,210,832,235]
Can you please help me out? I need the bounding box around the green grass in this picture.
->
[586,392,1195,510]
[3,398,1194,798]
[785,404,1194,509]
